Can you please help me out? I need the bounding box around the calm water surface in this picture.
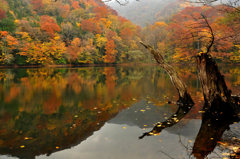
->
[0,65,240,159]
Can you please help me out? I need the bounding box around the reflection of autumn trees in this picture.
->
[0,65,239,158]
[0,66,175,158]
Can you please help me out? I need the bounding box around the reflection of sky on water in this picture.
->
[39,101,202,159]
[37,122,199,159]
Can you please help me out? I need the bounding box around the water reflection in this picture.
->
[0,65,240,159]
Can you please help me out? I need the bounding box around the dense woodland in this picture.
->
[0,0,239,66]
[0,0,144,65]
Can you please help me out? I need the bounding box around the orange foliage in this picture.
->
[60,4,70,18]
[81,18,101,34]
[106,30,116,40]
[31,0,44,12]
[120,28,133,41]
[0,8,6,20]
[72,1,80,9]
[0,31,8,37]
[104,39,116,63]
[6,35,18,47]
[40,15,60,37]
[94,6,108,19]
[67,37,82,61]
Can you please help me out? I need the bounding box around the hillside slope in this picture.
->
[0,0,147,65]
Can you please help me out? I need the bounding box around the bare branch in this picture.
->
[200,13,215,53]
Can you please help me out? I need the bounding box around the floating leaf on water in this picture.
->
[222,153,230,156]
[74,115,78,118]
[56,146,60,149]
[122,126,127,129]
[233,147,239,152]
[199,111,205,113]
[20,145,25,148]
[132,98,136,101]
[140,109,146,112]
[24,137,31,140]
[188,140,192,143]
[210,138,214,140]
[144,125,147,127]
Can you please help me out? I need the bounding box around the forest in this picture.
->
[0,0,239,66]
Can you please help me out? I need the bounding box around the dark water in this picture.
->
[0,65,240,159]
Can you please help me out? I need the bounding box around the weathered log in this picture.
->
[140,41,193,104]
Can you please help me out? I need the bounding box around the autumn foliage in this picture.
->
[142,5,240,63]
[0,0,142,65]
[40,15,61,38]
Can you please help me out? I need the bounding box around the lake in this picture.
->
[0,65,240,159]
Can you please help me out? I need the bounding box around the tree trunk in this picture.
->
[196,53,239,114]
[192,53,240,159]
[140,41,193,105]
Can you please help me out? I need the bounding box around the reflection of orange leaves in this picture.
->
[5,86,20,103]
[104,67,116,93]
[43,92,61,114]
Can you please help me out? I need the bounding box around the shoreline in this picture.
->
[0,62,238,69]
[0,63,159,69]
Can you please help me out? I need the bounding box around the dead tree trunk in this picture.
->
[140,41,193,105]
[139,41,194,139]
[192,52,240,159]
